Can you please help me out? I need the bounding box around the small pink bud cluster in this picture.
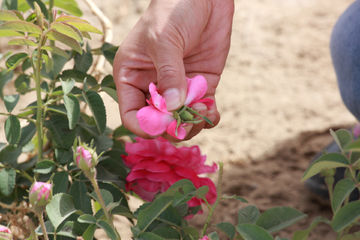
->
[0,225,12,240]
[75,146,98,171]
[29,182,52,208]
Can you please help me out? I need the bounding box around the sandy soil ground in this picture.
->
[1,0,359,239]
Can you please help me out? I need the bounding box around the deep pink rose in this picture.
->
[124,137,217,217]
[137,75,214,139]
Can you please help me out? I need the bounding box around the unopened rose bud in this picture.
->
[75,146,98,171]
[29,182,52,210]
[199,237,210,240]
[0,225,12,240]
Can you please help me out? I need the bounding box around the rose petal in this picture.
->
[148,83,170,113]
[126,170,149,182]
[189,98,214,108]
[137,178,163,192]
[166,120,187,139]
[132,160,172,172]
[184,75,208,106]
[137,106,174,136]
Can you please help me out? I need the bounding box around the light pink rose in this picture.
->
[136,75,214,139]
[75,146,98,171]
[124,137,217,217]
[0,225,12,239]
[29,182,52,207]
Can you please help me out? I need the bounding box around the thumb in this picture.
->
[155,49,187,111]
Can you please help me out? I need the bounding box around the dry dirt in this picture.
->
[1,0,359,239]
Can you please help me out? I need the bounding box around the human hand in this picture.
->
[113,0,234,140]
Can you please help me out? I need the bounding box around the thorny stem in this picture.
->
[200,162,224,238]
[88,171,121,240]
[35,35,45,162]
[38,211,49,240]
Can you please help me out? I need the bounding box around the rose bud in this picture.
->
[0,225,12,240]
[75,146,98,171]
[29,182,52,208]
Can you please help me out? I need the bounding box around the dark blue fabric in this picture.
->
[331,0,360,120]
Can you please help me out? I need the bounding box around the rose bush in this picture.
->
[124,137,217,217]
[137,75,214,139]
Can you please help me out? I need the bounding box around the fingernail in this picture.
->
[163,88,181,111]
[207,109,216,123]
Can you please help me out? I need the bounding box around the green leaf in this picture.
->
[5,52,28,71]
[330,129,353,150]
[341,231,360,240]
[4,94,19,112]
[332,179,356,214]
[0,145,21,168]
[44,115,76,149]
[152,227,181,239]
[42,46,69,59]
[5,115,20,145]
[137,232,166,240]
[236,224,273,240]
[332,200,360,232]
[63,20,103,35]
[14,74,31,94]
[137,196,173,232]
[47,104,67,115]
[82,224,97,240]
[0,10,21,21]
[256,206,307,233]
[0,168,16,196]
[238,205,260,225]
[0,20,42,34]
[214,222,236,239]
[172,185,197,207]
[96,220,117,240]
[102,86,118,103]
[74,43,93,73]
[70,181,92,214]
[82,91,107,135]
[63,94,80,129]
[60,78,76,95]
[41,81,49,92]
[45,29,82,53]
[18,122,36,147]
[301,153,349,181]
[157,206,182,227]
[50,22,83,42]
[8,37,37,46]
[350,151,360,165]
[0,29,24,37]
[55,148,72,165]
[35,221,55,235]
[33,160,56,174]
[113,125,136,139]
[46,193,77,229]
[111,205,134,218]
[52,171,69,195]
[101,43,118,65]
[344,139,360,152]
[222,194,248,203]
[208,232,220,240]
[78,214,97,224]
[57,221,80,238]
[55,15,88,23]
[292,216,331,240]
[53,0,83,17]
[196,185,209,200]
[90,189,113,207]
[0,70,13,99]
[59,69,97,87]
